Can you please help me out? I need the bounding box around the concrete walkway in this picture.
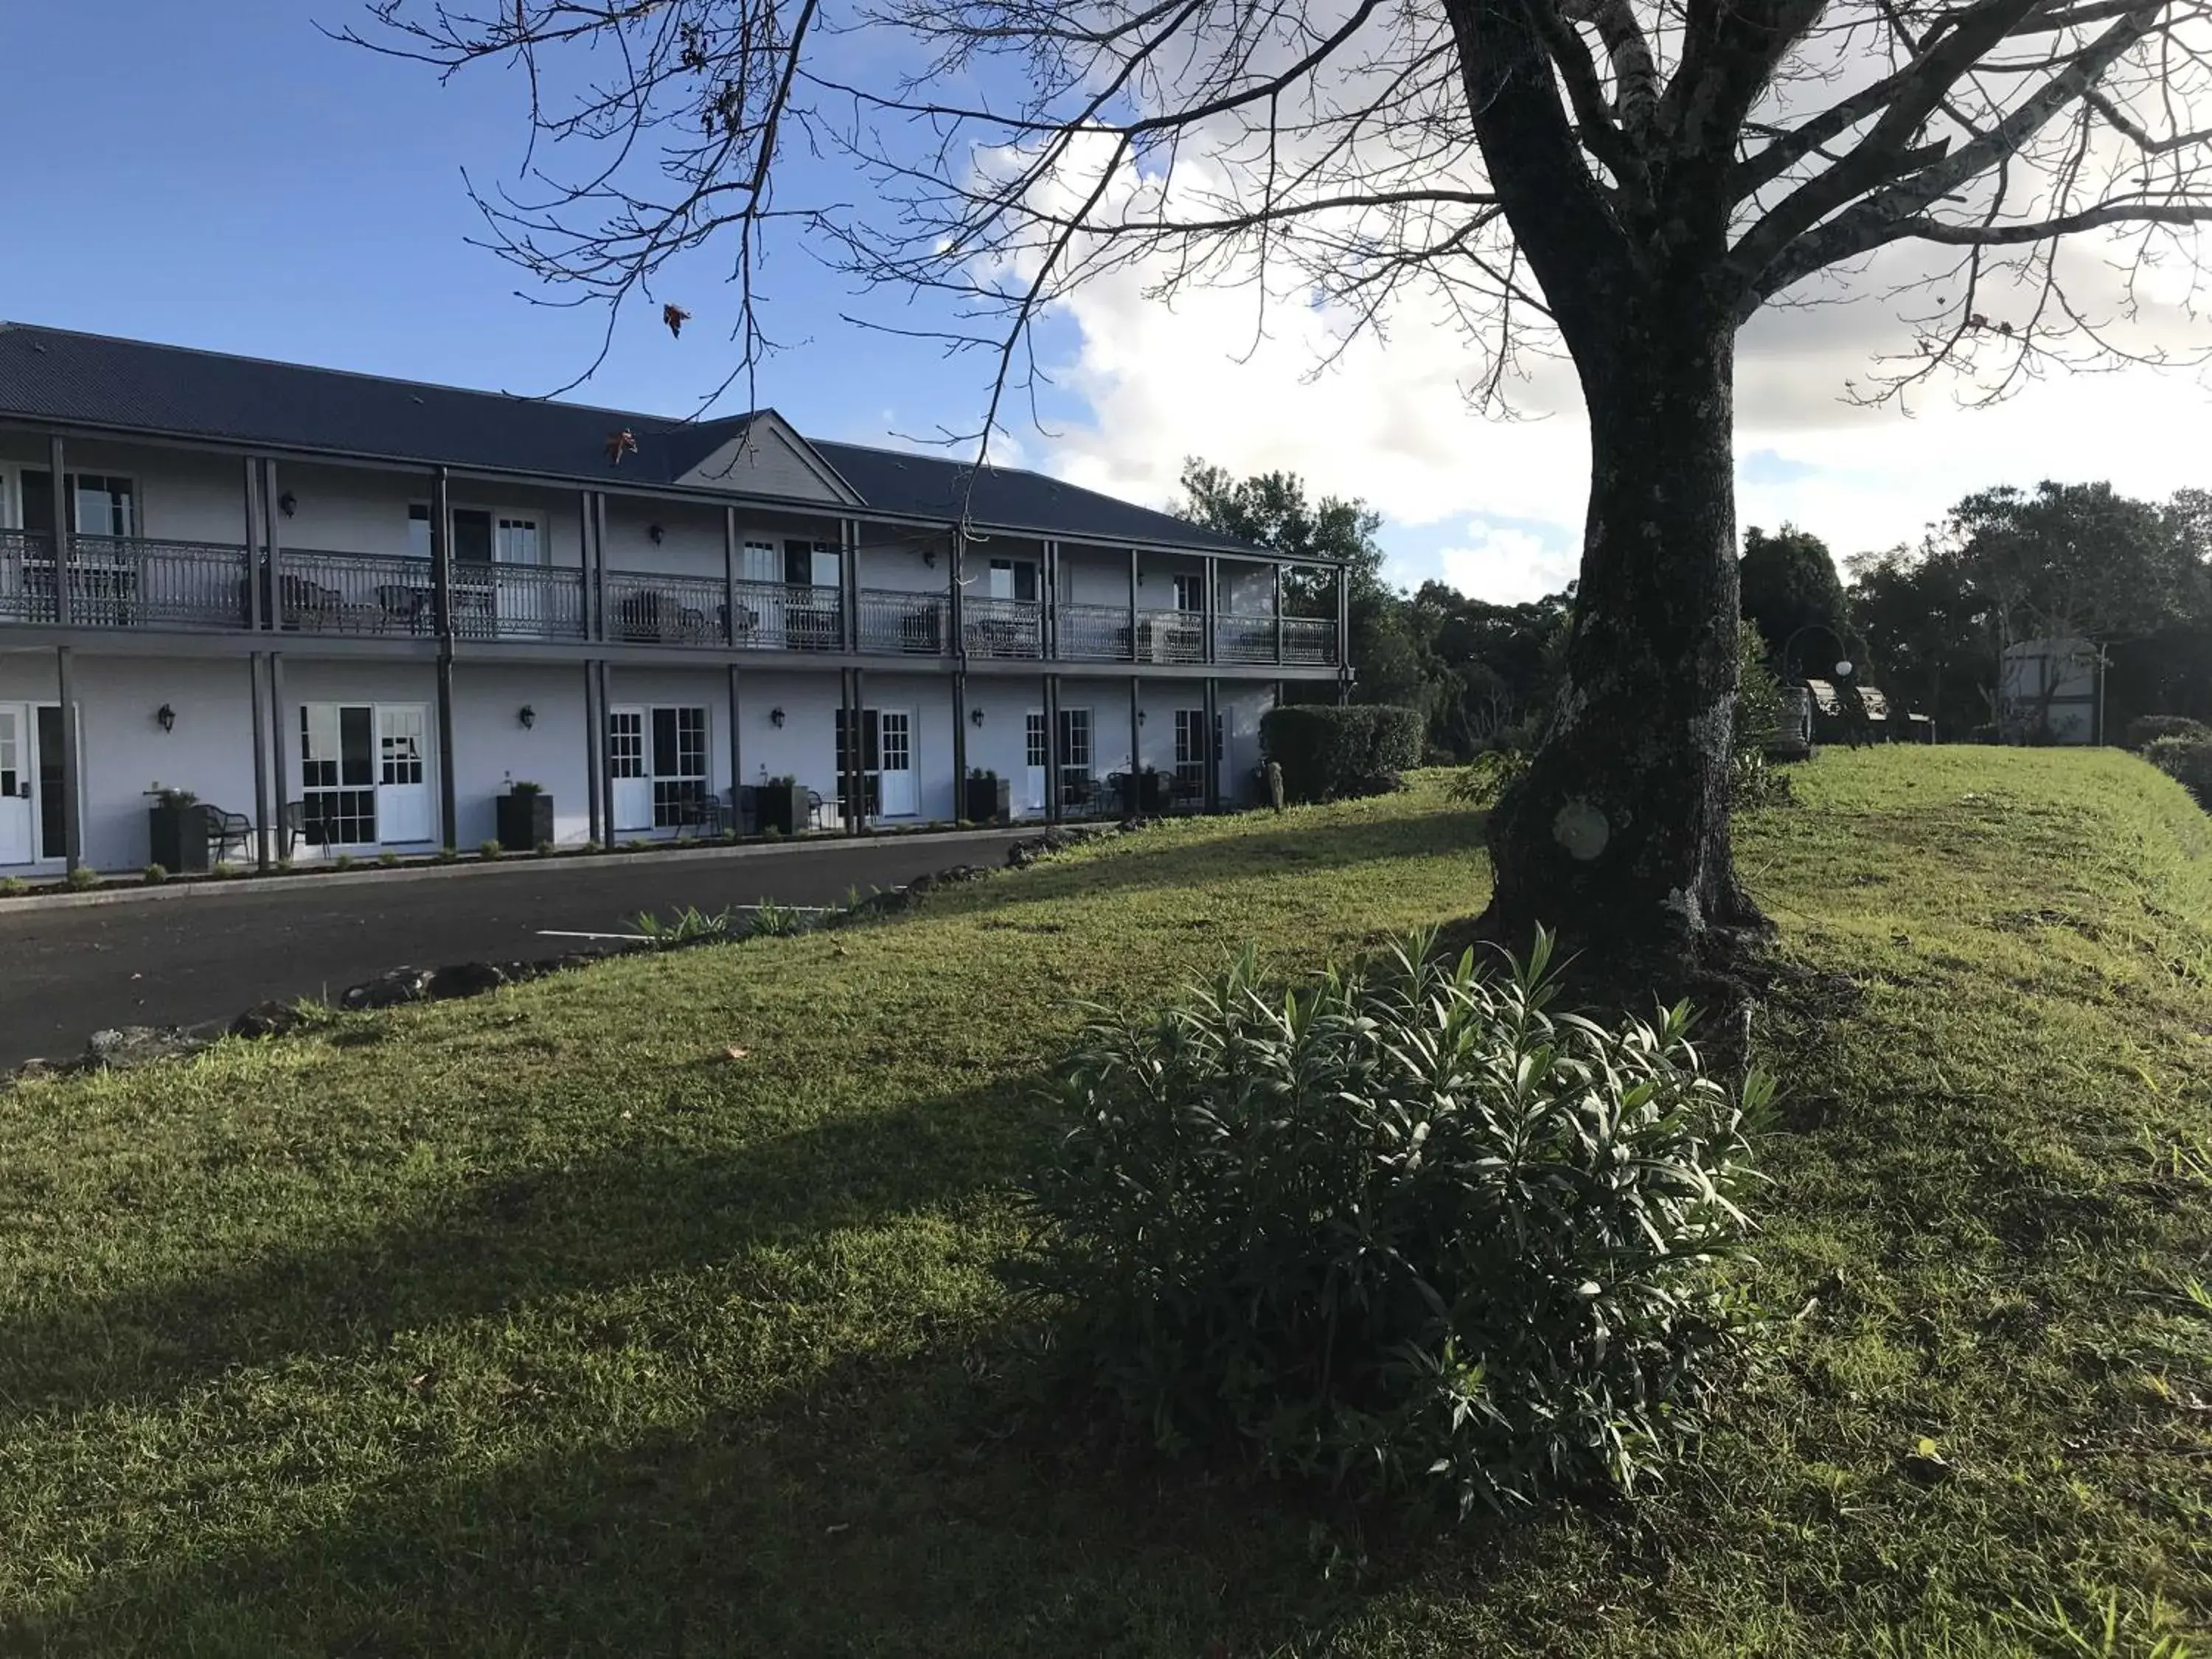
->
[0,832,1026,1068]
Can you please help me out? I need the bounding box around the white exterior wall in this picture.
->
[728,669,846,804]
[451,663,595,849]
[0,652,262,872]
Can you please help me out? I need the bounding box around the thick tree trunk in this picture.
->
[1481,307,1767,971]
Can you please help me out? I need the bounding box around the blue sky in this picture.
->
[3,3,2206,602]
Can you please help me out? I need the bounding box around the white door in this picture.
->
[609,707,652,831]
[0,706,33,866]
[1023,711,1048,815]
[877,710,917,818]
[377,706,433,844]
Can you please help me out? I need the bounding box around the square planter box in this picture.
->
[147,802,214,873]
[495,792,555,852]
[1124,771,1172,815]
[757,781,806,837]
[964,775,1011,825]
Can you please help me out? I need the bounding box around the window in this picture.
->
[1025,712,1047,770]
[300,703,378,846]
[1058,706,1093,804]
[650,706,709,826]
[20,471,136,538]
[608,709,645,781]
[405,504,532,563]
[1175,707,1208,795]
[990,559,1040,602]
[1172,573,1204,614]
[833,707,884,817]
[785,540,841,588]
[495,516,542,565]
[740,540,780,584]
[380,709,425,787]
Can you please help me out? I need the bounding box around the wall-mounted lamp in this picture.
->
[923,548,937,568]
[970,706,986,728]
[1137,709,1147,726]
[518,704,536,729]
[277,491,297,518]
[770,706,787,728]
[155,703,175,733]
[647,523,666,544]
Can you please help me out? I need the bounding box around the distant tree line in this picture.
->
[1180,461,2212,754]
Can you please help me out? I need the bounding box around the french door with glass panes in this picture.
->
[835,708,916,821]
[299,703,433,849]
[608,705,709,832]
[1023,712,1048,815]
[0,705,39,865]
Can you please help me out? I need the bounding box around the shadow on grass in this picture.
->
[17,1337,1426,1659]
[0,1074,1034,1430]
[953,805,1491,917]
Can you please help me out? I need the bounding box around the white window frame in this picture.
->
[408,501,547,563]
[9,468,139,537]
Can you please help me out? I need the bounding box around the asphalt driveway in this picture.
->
[0,832,1026,1068]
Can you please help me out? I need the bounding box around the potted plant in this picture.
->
[757,774,805,837]
[495,780,555,852]
[1123,765,1171,815]
[964,766,1011,824]
[145,786,212,874]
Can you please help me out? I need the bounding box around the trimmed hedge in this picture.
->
[2145,734,2212,809]
[1259,704,1423,801]
[2126,714,2211,751]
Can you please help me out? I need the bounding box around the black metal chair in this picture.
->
[203,804,256,865]
[279,800,334,859]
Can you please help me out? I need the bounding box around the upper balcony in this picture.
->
[0,529,1340,669]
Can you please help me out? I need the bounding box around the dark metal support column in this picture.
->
[1043,540,1058,661]
[434,656,458,852]
[727,664,743,810]
[1202,555,1218,666]
[55,647,80,872]
[1129,676,1141,801]
[249,653,272,872]
[849,666,867,832]
[269,653,290,849]
[593,494,610,644]
[262,459,284,629]
[243,458,264,632]
[1043,673,1062,824]
[839,521,860,653]
[1273,563,1284,664]
[1337,563,1352,695]
[46,436,70,629]
[950,672,968,813]
[723,506,740,650]
[947,529,966,664]
[584,661,602,847]
[578,492,597,641]
[1127,547,1140,664]
[596,660,616,842]
[1203,675,1220,814]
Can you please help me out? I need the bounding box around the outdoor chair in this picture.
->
[279,800,334,860]
[203,803,256,865]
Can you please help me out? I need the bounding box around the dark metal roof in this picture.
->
[0,321,1270,557]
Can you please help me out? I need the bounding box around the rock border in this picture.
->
[13,818,1141,1078]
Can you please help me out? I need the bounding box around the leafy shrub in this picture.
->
[378,851,401,868]
[434,847,459,865]
[1017,931,1770,1517]
[0,876,25,897]
[745,900,810,938]
[1736,620,1785,759]
[333,854,356,872]
[2127,714,2211,751]
[1447,748,1530,807]
[1259,705,1423,803]
[142,863,167,886]
[66,866,100,891]
[1731,748,1795,811]
[2145,735,2212,809]
[536,839,555,857]
[479,839,504,860]
[631,904,734,944]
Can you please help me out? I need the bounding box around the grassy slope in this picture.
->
[1,751,2207,1656]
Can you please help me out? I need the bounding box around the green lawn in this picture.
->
[1,752,2208,1656]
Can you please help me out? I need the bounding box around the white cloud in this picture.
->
[1018,226,2212,598]
[1437,525,1579,605]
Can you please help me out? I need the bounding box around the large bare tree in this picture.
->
[348,0,2212,970]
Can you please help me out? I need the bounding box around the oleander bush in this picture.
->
[1017,930,1772,1518]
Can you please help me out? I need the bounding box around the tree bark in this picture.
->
[1481,303,1767,970]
